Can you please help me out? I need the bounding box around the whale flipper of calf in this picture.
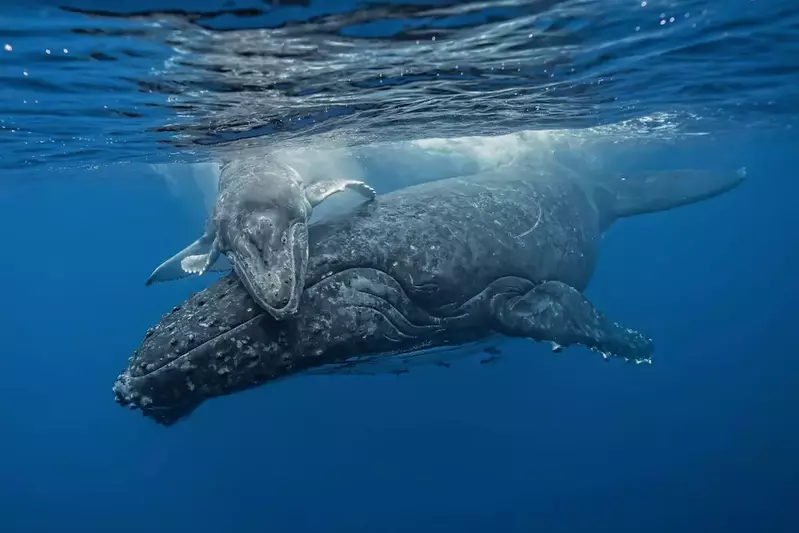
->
[117,165,746,425]
[144,157,376,320]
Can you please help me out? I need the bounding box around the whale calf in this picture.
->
[116,164,745,425]
[145,156,376,320]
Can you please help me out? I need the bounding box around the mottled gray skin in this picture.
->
[145,157,376,320]
[118,165,745,425]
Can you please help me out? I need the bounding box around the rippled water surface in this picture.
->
[1,0,798,171]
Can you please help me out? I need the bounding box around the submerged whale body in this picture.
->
[115,164,746,425]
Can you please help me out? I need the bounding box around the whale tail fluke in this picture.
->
[606,167,746,220]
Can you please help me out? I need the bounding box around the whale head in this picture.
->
[113,268,445,425]
[216,168,311,320]
[113,275,292,425]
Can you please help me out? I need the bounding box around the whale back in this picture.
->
[303,165,746,311]
[305,168,603,310]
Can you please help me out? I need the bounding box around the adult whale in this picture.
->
[114,164,746,425]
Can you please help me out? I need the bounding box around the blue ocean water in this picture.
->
[1,0,797,532]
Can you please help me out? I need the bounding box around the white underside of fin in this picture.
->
[180,242,221,275]
[145,229,218,285]
[305,179,377,207]
[181,253,212,275]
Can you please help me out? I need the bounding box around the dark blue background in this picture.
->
[1,129,796,532]
[2,0,798,529]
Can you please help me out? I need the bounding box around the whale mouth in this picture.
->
[232,220,309,321]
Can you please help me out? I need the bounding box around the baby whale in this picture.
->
[118,164,746,424]
[145,156,376,320]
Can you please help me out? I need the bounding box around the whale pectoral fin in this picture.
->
[145,232,217,286]
[609,167,747,219]
[490,281,654,363]
[180,237,223,276]
[304,179,377,207]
